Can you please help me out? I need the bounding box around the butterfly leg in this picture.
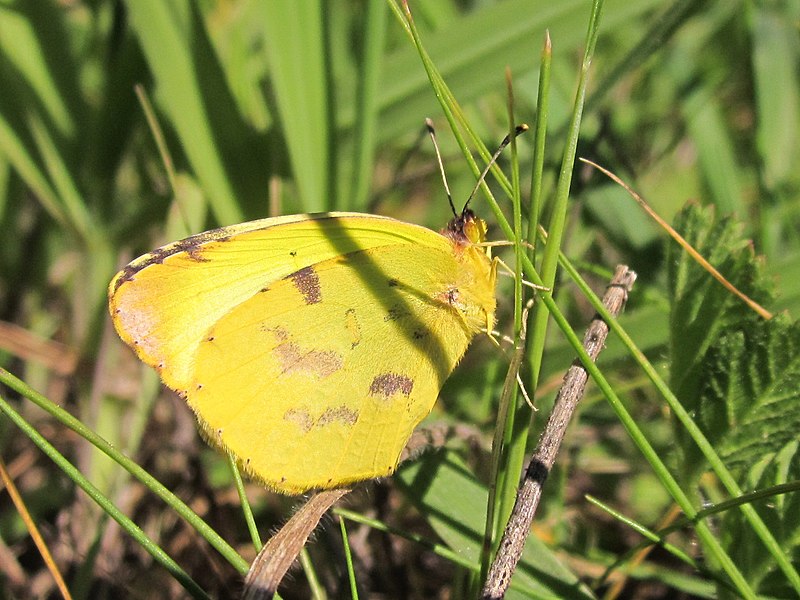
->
[495,256,549,292]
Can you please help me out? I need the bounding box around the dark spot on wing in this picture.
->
[266,326,290,342]
[284,408,314,433]
[384,306,408,322]
[287,266,322,305]
[284,406,358,432]
[387,278,399,287]
[444,287,459,305]
[110,227,232,293]
[370,373,414,400]
[176,239,211,263]
[344,308,361,348]
[318,406,358,427]
[274,341,343,377]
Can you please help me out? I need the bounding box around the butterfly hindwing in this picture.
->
[188,242,485,492]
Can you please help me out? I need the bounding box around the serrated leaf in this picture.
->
[667,203,800,597]
[722,442,800,596]
[695,316,800,473]
[667,202,773,409]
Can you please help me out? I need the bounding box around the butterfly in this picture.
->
[109,208,497,494]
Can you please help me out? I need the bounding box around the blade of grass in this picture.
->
[299,548,326,600]
[390,1,515,212]
[126,0,242,224]
[0,457,73,600]
[526,0,601,387]
[0,393,211,600]
[582,159,773,320]
[27,112,94,243]
[0,110,66,227]
[0,4,75,136]
[374,0,663,144]
[682,88,745,215]
[346,0,387,211]
[526,31,551,258]
[0,367,249,575]
[486,69,528,568]
[259,0,331,212]
[339,517,359,600]
[228,453,261,552]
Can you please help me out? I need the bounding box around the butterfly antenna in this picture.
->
[425,118,459,218]
[462,124,529,214]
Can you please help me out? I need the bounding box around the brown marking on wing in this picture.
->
[284,406,358,433]
[436,287,460,306]
[369,372,414,400]
[110,229,226,293]
[274,341,343,377]
[265,326,290,342]
[284,408,314,433]
[318,406,358,427]
[344,308,361,348]
[384,306,408,322]
[288,266,322,305]
[176,238,212,262]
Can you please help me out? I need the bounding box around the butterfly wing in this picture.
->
[110,213,496,493]
[111,213,432,391]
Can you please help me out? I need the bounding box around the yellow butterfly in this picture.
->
[109,208,497,494]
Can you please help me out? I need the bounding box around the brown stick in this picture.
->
[481,265,637,599]
[242,488,350,600]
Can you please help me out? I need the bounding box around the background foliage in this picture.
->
[1,0,799,598]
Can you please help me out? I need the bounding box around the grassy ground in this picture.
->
[1,1,799,598]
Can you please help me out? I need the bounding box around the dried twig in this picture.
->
[242,489,350,600]
[481,265,637,599]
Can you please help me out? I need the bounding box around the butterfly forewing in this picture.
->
[111,214,430,390]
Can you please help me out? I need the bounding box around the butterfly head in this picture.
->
[444,208,489,246]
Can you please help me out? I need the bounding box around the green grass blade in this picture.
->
[0,367,249,576]
[0,393,211,600]
[346,0,388,212]
[259,0,331,212]
[125,0,243,224]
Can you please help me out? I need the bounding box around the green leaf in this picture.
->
[258,0,331,212]
[668,202,772,409]
[667,202,800,597]
[723,443,800,597]
[695,316,800,472]
[395,450,595,600]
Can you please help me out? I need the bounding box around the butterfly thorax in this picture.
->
[440,209,497,335]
